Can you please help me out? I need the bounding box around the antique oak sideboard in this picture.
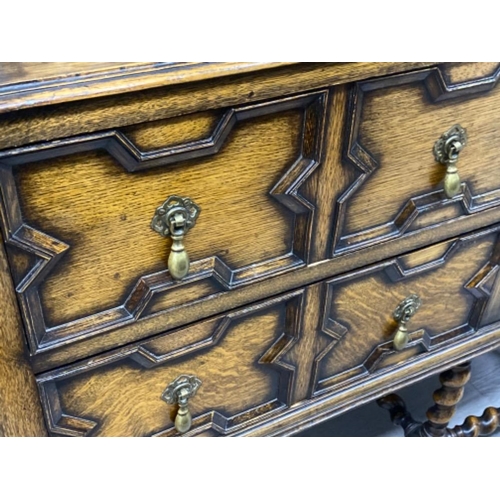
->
[1,62,500,437]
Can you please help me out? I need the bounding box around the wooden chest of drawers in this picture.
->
[2,62,500,436]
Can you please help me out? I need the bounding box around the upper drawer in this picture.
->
[337,63,500,252]
[0,90,329,358]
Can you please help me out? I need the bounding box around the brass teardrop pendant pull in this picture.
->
[433,124,468,199]
[151,195,200,280]
[392,294,421,351]
[162,374,202,434]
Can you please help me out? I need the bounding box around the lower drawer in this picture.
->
[36,224,500,436]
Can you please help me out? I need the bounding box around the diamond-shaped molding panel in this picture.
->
[0,91,328,355]
[36,290,305,437]
[315,229,500,395]
[332,65,500,256]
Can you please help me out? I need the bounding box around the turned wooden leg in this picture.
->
[420,361,471,437]
[378,360,500,437]
[376,393,422,437]
[377,362,471,437]
[448,407,500,436]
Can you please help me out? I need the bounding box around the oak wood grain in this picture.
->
[0,63,436,149]
[0,62,145,86]
[37,291,304,436]
[441,63,500,84]
[0,62,296,114]
[34,226,500,437]
[0,240,47,436]
[124,110,221,151]
[318,230,499,391]
[2,63,500,443]
[284,283,326,403]
[7,66,500,368]
[338,69,500,253]
[3,65,500,376]
[59,309,282,437]
[307,85,351,262]
[1,91,328,357]
[15,112,300,327]
[29,207,500,373]
[235,320,500,436]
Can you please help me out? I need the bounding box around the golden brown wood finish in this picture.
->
[316,226,500,395]
[450,406,500,436]
[423,362,472,436]
[378,362,473,437]
[237,319,500,436]
[124,110,221,150]
[2,62,500,437]
[0,63,146,86]
[0,62,296,114]
[37,290,305,436]
[6,65,500,373]
[0,63,436,150]
[35,225,500,437]
[23,199,500,373]
[20,115,301,323]
[336,65,500,254]
[36,280,356,437]
[440,63,500,84]
[1,91,327,357]
[0,240,47,436]
[0,63,294,88]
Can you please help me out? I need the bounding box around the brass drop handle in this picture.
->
[392,294,421,351]
[433,124,468,199]
[151,195,201,280]
[161,374,202,434]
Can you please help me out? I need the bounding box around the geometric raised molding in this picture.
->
[153,402,286,437]
[37,381,98,437]
[315,227,500,395]
[0,91,328,355]
[309,312,349,397]
[332,65,500,256]
[428,63,500,101]
[36,290,305,436]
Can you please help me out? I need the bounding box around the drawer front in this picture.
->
[336,63,500,253]
[315,225,500,395]
[0,91,328,356]
[36,225,500,436]
[36,290,306,437]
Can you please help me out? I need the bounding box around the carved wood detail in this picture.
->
[332,66,500,256]
[449,406,500,437]
[0,91,327,355]
[36,290,305,437]
[315,226,500,395]
[378,359,500,437]
[427,64,500,101]
[422,361,472,437]
[38,381,98,437]
[153,401,287,437]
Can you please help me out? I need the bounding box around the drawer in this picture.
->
[36,224,500,436]
[337,63,500,253]
[37,290,305,437]
[314,224,500,395]
[3,62,500,369]
[0,90,329,358]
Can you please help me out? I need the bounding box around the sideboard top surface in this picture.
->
[0,62,436,115]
